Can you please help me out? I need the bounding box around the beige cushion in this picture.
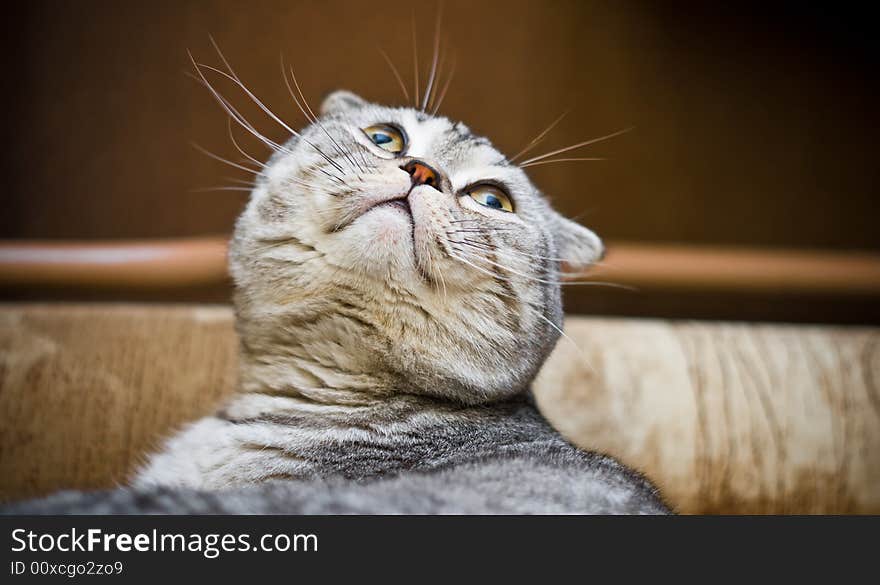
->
[536,318,880,513]
[1,304,877,513]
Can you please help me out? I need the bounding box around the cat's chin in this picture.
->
[336,202,420,278]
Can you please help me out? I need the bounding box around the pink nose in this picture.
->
[403,160,438,188]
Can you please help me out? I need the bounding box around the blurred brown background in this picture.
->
[2,0,878,321]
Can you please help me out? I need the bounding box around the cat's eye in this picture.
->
[363,124,406,154]
[467,185,514,213]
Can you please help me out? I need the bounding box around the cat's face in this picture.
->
[231,91,602,404]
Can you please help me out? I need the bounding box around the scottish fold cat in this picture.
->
[6,53,667,515]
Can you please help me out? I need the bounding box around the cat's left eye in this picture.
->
[467,185,515,213]
[363,124,406,154]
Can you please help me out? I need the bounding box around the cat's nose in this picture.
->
[402,160,439,190]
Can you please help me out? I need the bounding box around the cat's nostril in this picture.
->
[402,160,439,189]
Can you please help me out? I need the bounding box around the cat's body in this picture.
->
[12,395,665,514]
[5,56,670,514]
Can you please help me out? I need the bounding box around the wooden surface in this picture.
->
[1,304,878,513]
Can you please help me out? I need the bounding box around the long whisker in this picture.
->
[421,2,443,111]
[224,127,327,192]
[454,237,609,277]
[186,65,287,155]
[430,53,456,116]
[198,41,352,182]
[191,142,260,175]
[190,186,253,193]
[459,238,590,264]
[445,244,608,373]
[534,311,595,373]
[196,62,298,140]
[378,48,411,102]
[187,69,348,188]
[518,127,633,167]
[509,111,569,163]
[281,57,367,176]
[223,177,256,185]
[519,157,607,169]
[426,40,447,113]
[227,119,267,169]
[452,246,636,290]
[196,62,348,178]
[283,59,363,175]
[411,11,420,109]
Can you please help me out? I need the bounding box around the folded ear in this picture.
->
[552,213,604,270]
[320,90,367,116]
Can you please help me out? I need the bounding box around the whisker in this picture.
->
[519,157,607,169]
[444,249,583,367]
[223,177,256,186]
[379,48,410,102]
[534,311,595,373]
[509,110,569,163]
[287,59,368,175]
[185,74,346,187]
[426,39,447,113]
[227,119,267,170]
[446,243,607,374]
[411,11,420,109]
[190,186,253,193]
[452,247,636,290]
[449,251,595,369]
[196,61,298,141]
[191,142,260,175]
[195,61,349,179]
[517,127,633,167]
[195,41,352,183]
[281,57,366,176]
[489,244,594,265]
[421,2,443,111]
[454,238,608,276]
[186,65,288,155]
[447,225,515,232]
[430,53,456,116]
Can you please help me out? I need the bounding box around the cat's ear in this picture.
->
[552,213,604,269]
[320,90,367,116]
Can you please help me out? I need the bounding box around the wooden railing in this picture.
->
[1,237,880,296]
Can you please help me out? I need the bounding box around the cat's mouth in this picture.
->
[373,197,413,220]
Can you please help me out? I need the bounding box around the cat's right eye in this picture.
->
[467,185,515,213]
[363,124,406,154]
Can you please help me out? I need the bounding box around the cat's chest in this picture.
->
[225,404,562,481]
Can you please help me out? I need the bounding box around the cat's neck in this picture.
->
[226,350,537,428]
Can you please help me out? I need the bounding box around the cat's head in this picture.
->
[230,90,602,404]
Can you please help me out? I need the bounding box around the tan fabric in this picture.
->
[1,304,877,513]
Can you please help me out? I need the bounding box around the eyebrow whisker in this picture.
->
[421,1,444,112]
[379,48,411,102]
[430,53,457,116]
[281,56,368,176]
[519,157,607,169]
[517,127,633,167]
[509,110,569,163]
[411,10,420,109]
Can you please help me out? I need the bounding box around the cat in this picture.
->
[5,63,669,513]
